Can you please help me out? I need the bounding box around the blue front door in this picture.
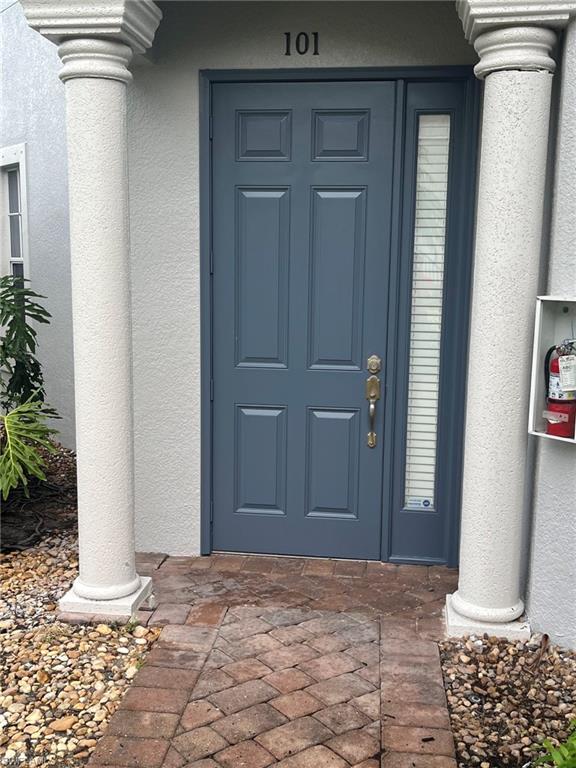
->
[211,81,395,559]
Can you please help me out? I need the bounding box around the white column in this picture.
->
[57,38,150,614]
[447,26,557,639]
[21,0,162,618]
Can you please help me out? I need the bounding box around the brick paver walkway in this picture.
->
[87,554,458,768]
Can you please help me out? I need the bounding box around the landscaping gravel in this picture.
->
[440,634,576,768]
[0,530,160,766]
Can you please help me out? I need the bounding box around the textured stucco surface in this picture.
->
[63,45,142,600]
[1,1,75,447]
[528,20,576,650]
[455,68,553,622]
[127,1,476,555]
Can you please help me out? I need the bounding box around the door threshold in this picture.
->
[212,550,380,563]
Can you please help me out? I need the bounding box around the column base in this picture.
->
[445,594,531,641]
[59,576,152,622]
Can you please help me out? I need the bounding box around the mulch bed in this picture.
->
[440,634,576,768]
[1,443,77,553]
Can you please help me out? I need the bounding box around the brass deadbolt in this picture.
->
[367,354,382,374]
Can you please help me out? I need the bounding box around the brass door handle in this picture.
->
[366,374,380,448]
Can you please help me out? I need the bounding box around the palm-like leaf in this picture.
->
[0,275,52,409]
[0,399,57,500]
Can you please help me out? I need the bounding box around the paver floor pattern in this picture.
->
[87,554,459,768]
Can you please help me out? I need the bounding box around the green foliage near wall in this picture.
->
[0,275,51,411]
[0,275,58,500]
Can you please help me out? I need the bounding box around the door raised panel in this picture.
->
[236,188,290,368]
[308,188,366,370]
[312,110,370,161]
[306,409,360,519]
[236,110,292,161]
[235,406,287,516]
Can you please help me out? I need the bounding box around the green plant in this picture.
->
[125,619,140,633]
[0,275,51,411]
[0,398,57,500]
[535,722,576,767]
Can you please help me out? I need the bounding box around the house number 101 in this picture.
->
[284,32,319,56]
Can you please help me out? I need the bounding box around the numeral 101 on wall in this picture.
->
[284,32,319,56]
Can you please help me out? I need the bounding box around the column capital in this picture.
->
[474,26,557,78]
[20,0,162,55]
[458,0,576,42]
[58,38,133,84]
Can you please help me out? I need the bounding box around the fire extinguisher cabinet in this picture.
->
[529,296,576,444]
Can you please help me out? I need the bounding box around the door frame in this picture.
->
[200,67,480,564]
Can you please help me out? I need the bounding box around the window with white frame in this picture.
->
[1,144,28,279]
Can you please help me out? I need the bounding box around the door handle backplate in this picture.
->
[366,374,381,448]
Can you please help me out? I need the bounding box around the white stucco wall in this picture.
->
[1,1,75,447]
[127,1,476,555]
[527,21,576,650]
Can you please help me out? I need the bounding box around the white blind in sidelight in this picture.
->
[404,114,451,511]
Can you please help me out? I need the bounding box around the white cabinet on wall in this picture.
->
[529,296,576,444]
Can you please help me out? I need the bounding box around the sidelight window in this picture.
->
[404,114,451,511]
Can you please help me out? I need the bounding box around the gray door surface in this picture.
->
[211,81,395,559]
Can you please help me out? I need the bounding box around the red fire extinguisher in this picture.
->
[544,340,576,438]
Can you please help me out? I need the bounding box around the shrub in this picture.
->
[0,275,59,500]
[0,275,51,411]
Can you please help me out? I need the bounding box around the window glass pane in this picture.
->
[7,169,20,214]
[9,214,22,260]
[11,261,24,278]
[404,114,451,512]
